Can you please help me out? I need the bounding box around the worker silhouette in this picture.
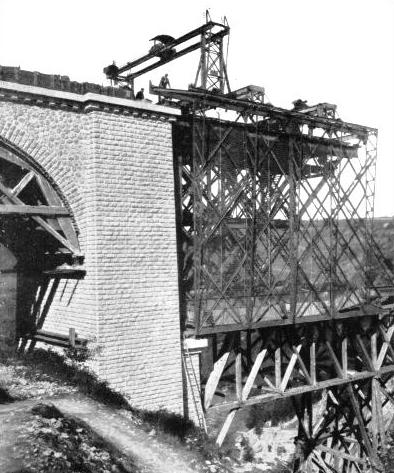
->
[158,74,171,104]
[136,88,144,100]
[159,73,170,89]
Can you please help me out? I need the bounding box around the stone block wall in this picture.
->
[0,73,184,413]
[90,110,183,410]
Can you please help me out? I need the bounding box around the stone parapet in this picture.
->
[0,78,180,120]
[0,65,131,99]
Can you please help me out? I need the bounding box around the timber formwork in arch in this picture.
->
[164,84,394,471]
[0,139,83,347]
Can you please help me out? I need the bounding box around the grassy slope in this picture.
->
[0,349,235,473]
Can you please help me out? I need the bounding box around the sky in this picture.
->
[0,0,393,216]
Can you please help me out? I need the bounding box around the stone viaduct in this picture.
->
[0,66,203,418]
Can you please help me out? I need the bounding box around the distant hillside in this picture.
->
[373,217,394,262]
[371,217,394,287]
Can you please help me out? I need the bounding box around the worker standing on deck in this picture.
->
[159,73,170,89]
[135,88,144,100]
[158,73,171,103]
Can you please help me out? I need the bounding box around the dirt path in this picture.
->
[0,394,200,473]
[53,395,199,473]
[0,399,40,472]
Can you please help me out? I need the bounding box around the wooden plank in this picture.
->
[242,349,267,401]
[371,332,377,368]
[216,349,267,448]
[325,341,344,378]
[208,370,383,412]
[292,398,311,440]
[377,325,394,369]
[315,445,368,465]
[216,409,237,447]
[204,333,234,409]
[346,384,378,466]
[293,346,313,385]
[0,147,32,170]
[12,171,35,196]
[371,378,378,452]
[372,378,386,452]
[36,176,80,251]
[310,341,317,385]
[262,375,277,390]
[342,336,348,375]
[33,335,69,347]
[0,181,81,255]
[275,347,281,388]
[0,204,70,216]
[378,381,394,432]
[354,335,374,371]
[311,451,336,473]
[280,344,302,391]
[338,439,364,473]
[235,351,242,401]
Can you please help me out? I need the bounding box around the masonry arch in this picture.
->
[0,137,82,349]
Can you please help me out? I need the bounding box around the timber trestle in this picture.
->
[204,314,394,471]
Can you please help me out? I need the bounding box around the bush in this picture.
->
[135,407,195,440]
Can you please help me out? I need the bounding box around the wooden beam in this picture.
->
[372,378,386,452]
[315,445,368,465]
[342,336,348,376]
[346,384,378,466]
[377,325,394,369]
[204,333,234,409]
[242,349,267,400]
[12,171,35,196]
[275,346,281,388]
[354,335,374,372]
[325,341,345,378]
[293,345,313,385]
[235,350,242,401]
[0,181,81,256]
[310,341,317,385]
[208,370,381,412]
[0,147,32,170]
[0,204,70,216]
[280,344,302,391]
[311,451,336,473]
[36,175,80,251]
[216,349,268,447]
[216,409,237,446]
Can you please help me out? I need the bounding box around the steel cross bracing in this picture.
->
[169,91,392,336]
